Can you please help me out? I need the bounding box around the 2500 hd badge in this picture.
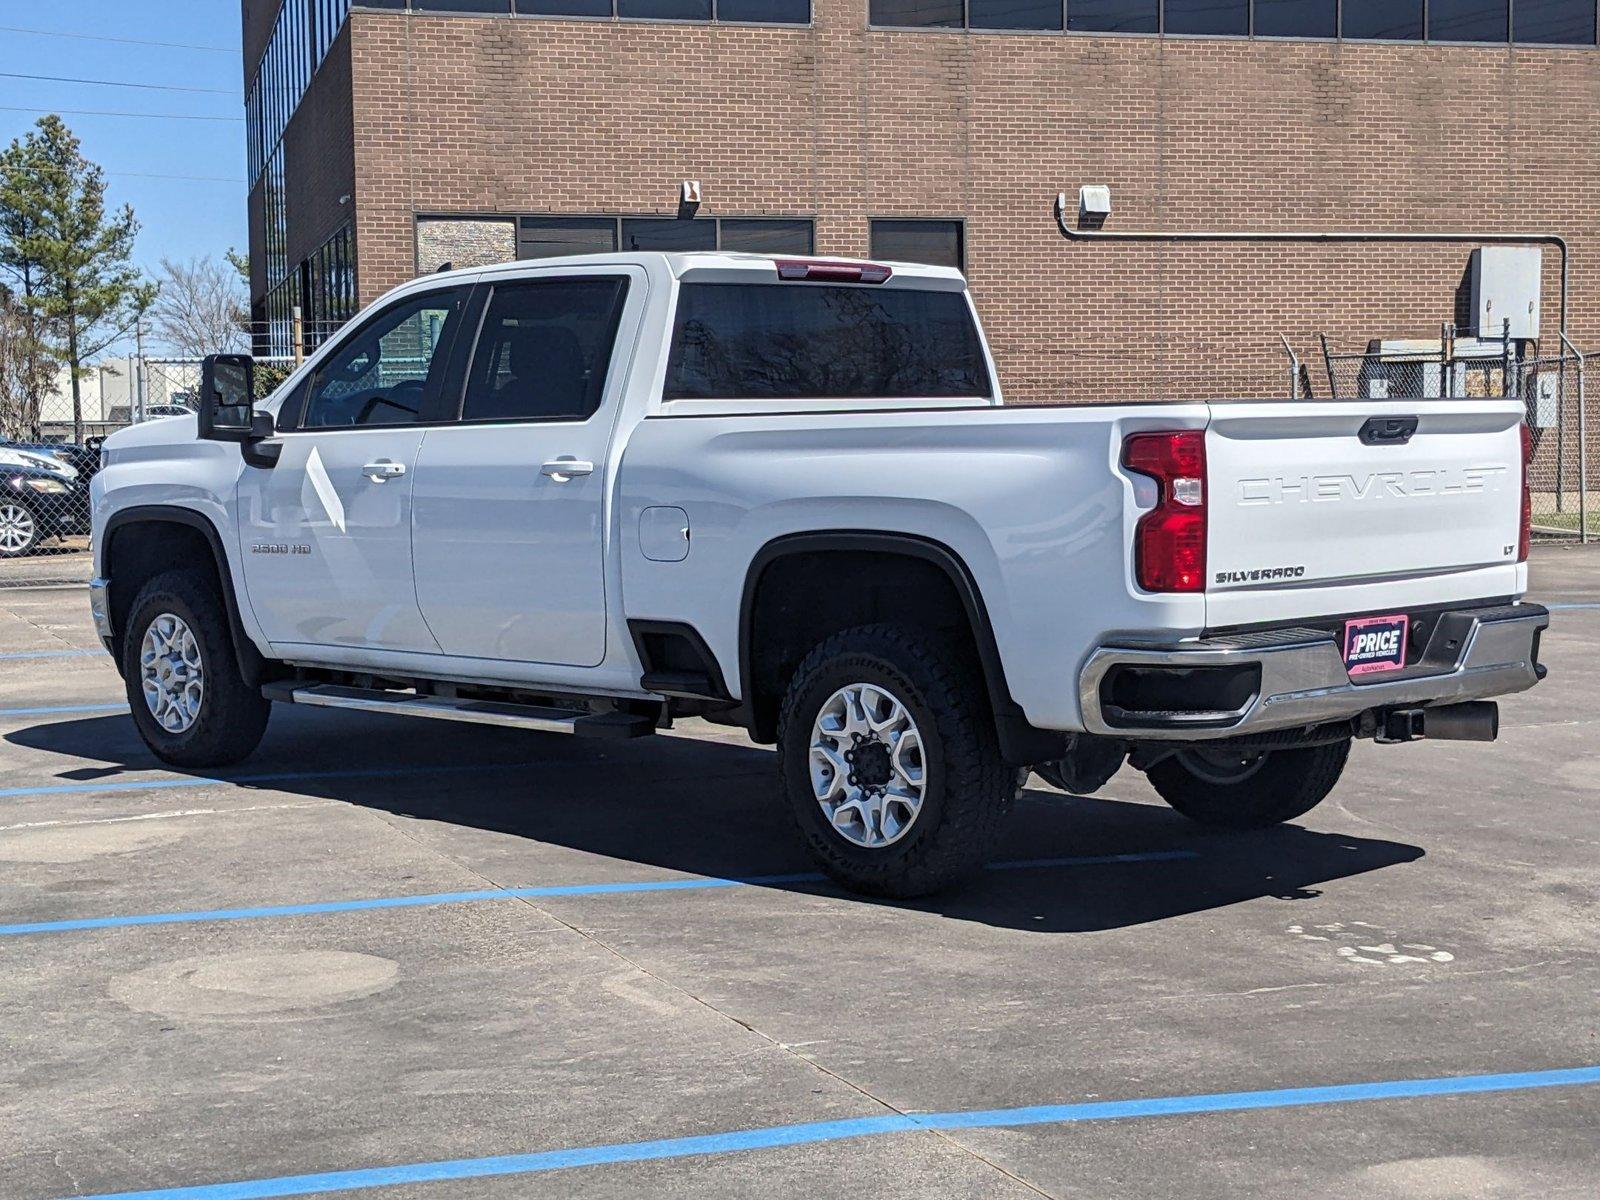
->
[251,543,311,556]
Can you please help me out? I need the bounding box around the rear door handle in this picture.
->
[540,458,595,482]
[363,460,406,483]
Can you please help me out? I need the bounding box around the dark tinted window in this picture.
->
[869,220,964,270]
[869,0,964,25]
[1254,0,1336,35]
[1162,0,1247,33]
[1340,0,1423,34]
[1067,0,1158,30]
[970,0,1064,28]
[460,278,629,423]
[1513,0,1595,39]
[1429,0,1508,38]
[618,0,713,16]
[620,217,718,252]
[717,0,810,18]
[518,217,617,260]
[664,284,991,401]
[301,289,467,429]
[515,0,611,14]
[718,218,814,255]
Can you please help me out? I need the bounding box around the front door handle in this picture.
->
[363,460,407,483]
[540,457,595,482]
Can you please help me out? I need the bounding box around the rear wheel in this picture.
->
[0,499,40,558]
[776,624,1013,898]
[1144,739,1351,829]
[123,568,270,768]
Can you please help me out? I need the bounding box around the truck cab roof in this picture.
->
[426,251,968,290]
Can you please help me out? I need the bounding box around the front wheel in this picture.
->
[1144,739,1351,830]
[776,624,1013,898]
[123,568,271,768]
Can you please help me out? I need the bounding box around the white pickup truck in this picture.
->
[90,252,1548,896]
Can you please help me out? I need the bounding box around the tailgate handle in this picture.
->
[1359,416,1419,446]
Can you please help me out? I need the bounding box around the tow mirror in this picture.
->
[197,354,256,442]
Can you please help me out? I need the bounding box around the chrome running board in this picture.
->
[263,682,656,740]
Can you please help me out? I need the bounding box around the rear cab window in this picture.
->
[662,281,993,403]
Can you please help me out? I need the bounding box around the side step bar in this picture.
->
[263,683,656,740]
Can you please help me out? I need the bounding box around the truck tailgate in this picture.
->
[1205,400,1524,609]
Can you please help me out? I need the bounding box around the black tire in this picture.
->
[0,497,41,558]
[122,568,270,768]
[776,623,1013,898]
[1145,739,1351,830]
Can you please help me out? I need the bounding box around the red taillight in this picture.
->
[1123,431,1207,593]
[1519,422,1533,562]
[774,259,893,284]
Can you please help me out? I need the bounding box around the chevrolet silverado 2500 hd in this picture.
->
[90,252,1548,896]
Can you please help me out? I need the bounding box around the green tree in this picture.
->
[0,116,154,441]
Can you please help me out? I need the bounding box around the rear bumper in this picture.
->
[1079,602,1548,741]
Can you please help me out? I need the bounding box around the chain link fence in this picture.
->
[0,345,305,579]
[1316,326,1593,542]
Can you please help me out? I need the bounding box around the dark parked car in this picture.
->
[0,446,87,558]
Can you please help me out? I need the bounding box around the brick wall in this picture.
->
[343,7,1600,403]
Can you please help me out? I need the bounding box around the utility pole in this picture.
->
[134,316,145,425]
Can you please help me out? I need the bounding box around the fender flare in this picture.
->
[102,505,269,686]
[738,530,1065,765]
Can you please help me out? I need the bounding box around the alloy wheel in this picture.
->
[140,612,206,734]
[809,682,927,848]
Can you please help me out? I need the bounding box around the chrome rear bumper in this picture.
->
[1079,602,1548,741]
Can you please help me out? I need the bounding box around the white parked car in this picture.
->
[89,252,1547,895]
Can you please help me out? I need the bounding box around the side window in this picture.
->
[459,277,629,424]
[300,288,467,429]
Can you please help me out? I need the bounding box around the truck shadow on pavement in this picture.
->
[8,709,1425,934]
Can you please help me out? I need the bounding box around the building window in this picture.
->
[718,219,814,255]
[1253,0,1335,34]
[869,220,965,271]
[246,0,353,188]
[1163,0,1248,33]
[1340,0,1423,35]
[503,215,815,259]
[391,0,809,20]
[519,217,619,258]
[1067,0,1158,30]
[620,217,720,252]
[1428,0,1509,38]
[867,0,1596,40]
[1515,0,1599,40]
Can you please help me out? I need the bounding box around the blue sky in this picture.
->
[0,3,246,294]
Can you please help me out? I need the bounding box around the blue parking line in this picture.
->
[60,1064,1600,1199]
[0,759,547,802]
[0,702,126,717]
[0,647,102,659]
[1547,601,1600,610]
[0,850,1198,937]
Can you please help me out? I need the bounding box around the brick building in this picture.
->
[243,0,1600,403]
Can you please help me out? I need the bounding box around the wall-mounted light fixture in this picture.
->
[679,180,702,219]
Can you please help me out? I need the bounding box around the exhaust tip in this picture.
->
[1382,702,1499,744]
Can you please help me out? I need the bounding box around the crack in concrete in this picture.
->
[359,805,1060,1197]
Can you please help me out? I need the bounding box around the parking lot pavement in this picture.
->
[1,548,1597,1199]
